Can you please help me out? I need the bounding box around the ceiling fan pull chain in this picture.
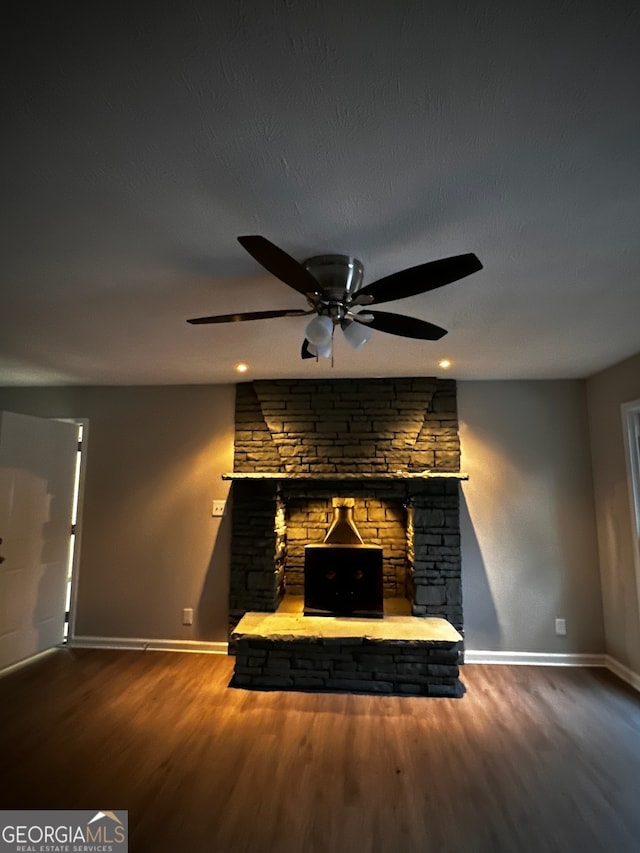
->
[331,325,335,369]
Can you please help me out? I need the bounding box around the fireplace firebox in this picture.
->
[304,498,383,617]
[304,545,384,617]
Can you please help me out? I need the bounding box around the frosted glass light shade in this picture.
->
[342,319,374,350]
[305,314,333,346]
[308,339,332,358]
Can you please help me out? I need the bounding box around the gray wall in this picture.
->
[0,379,612,657]
[458,381,604,654]
[587,351,640,676]
[0,386,235,644]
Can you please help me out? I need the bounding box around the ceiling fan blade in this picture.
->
[351,253,482,306]
[353,310,448,340]
[238,235,321,299]
[187,308,310,325]
[301,338,315,359]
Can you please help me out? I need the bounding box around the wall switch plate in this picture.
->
[182,607,193,626]
[555,617,567,636]
[212,500,226,517]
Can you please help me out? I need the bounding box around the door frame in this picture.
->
[59,417,89,645]
[622,398,640,620]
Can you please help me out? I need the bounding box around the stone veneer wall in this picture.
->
[228,377,463,632]
[234,377,460,474]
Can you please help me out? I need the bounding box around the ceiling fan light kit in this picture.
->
[307,339,333,359]
[305,314,334,347]
[342,317,374,350]
[187,236,483,363]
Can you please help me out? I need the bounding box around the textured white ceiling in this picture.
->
[1,0,639,385]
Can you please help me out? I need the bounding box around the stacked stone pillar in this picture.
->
[229,480,281,630]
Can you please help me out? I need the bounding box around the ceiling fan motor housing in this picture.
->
[303,255,364,315]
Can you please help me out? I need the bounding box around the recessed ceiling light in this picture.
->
[235,363,248,373]
[438,359,451,369]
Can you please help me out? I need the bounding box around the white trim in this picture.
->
[66,418,89,645]
[605,655,640,693]
[621,398,640,623]
[4,644,638,696]
[69,636,228,655]
[0,647,58,679]
[465,650,606,667]
[465,650,640,694]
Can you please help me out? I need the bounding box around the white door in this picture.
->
[0,411,79,670]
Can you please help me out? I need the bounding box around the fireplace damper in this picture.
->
[304,499,383,617]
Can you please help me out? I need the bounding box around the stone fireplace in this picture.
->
[226,377,465,634]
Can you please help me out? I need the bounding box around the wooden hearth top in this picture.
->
[222,471,469,481]
[232,612,462,644]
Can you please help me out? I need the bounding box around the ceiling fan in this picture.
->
[187,236,482,360]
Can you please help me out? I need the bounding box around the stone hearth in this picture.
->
[231,612,464,697]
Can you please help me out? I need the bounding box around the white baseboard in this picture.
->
[4,643,639,700]
[70,636,229,655]
[465,650,606,667]
[0,646,59,679]
[605,655,640,693]
[465,649,640,695]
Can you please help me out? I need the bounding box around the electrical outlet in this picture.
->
[555,617,566,636]
[182,607,193,626]
[212,500,226,517]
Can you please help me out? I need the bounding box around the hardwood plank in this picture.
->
[1,650,639,852]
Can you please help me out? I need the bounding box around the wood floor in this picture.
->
[1,649,640,853]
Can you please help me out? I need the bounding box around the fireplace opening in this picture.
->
[278,490,413,617]
[228,476,463,635]
[303,499,384,617]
